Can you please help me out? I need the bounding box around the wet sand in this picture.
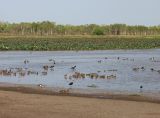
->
[0,90,160,118]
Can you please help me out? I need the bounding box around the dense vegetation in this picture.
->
[0,21,160,36]
[0,36,160,50]
[0,21,160,50]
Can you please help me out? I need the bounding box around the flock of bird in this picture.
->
[0,56,160,93]
[0,59,55,78]
[95,56,160,92]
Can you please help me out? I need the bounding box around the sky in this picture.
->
[0,0,159,26]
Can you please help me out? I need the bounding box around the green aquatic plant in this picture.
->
[0,36,160,50]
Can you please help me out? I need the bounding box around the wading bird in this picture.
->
[71,66,76,70]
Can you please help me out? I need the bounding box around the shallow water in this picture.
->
[0,50,160,94]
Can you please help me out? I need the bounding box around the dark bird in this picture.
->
[141,67,145,70]
[49,59,56,64]
[71,66,76,70]
[140,85,143,92]
[24,59,29,64]
[43,65,49,70]
[68,82,73,85]
[53,60,56,64]
[50,65,54,68]
[97,60,102,63]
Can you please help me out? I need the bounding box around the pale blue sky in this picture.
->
[0,0,159,25]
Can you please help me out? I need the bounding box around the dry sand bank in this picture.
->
[0,90,160,118]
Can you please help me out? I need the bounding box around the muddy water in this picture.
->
[0,50,160,94]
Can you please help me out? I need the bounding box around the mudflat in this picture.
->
[0,90,160,118]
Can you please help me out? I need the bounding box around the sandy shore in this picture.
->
[0,90,160,118]
[0,83,160,103]
[0,83,160,118]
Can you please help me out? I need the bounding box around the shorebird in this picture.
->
[53,60,56,64]
[68,82,73,85]
[38,84,45,88]
[141,67,145,71]
[71,66,76,70]
[50,65,54,68]
[140,85,143,92]
[97,60,102,63]
[149,57,155,61]
[49,59,56,64]
[42,71,47,75]
[24,59,29,64]
[43,65,49,70]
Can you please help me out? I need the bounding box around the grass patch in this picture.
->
[0,35,160,50]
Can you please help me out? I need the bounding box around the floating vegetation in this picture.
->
[1,36,160,51]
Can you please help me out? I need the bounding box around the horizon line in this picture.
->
[0,20,160,27]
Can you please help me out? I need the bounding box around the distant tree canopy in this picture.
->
[92,27,104,35]
[0,21,160,36]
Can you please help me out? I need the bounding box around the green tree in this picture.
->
[92,27,104,35]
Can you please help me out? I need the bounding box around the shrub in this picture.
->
[92,28,104,35]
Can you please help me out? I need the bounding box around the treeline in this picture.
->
[0,21,160,36]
